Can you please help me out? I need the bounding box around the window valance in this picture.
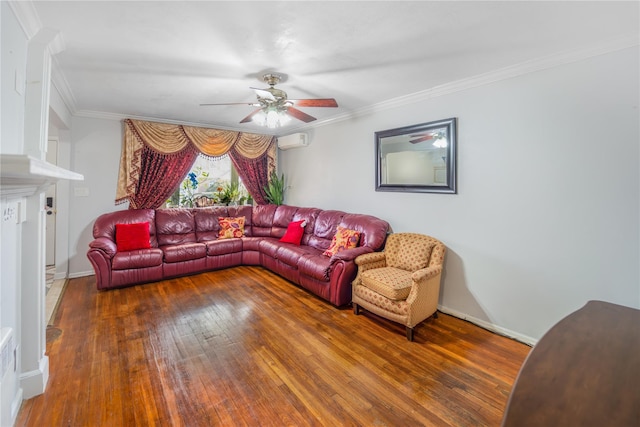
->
[116,118,276,206]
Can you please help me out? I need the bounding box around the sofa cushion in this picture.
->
[290,207,321,245]
[93,209,158,247]
[112,248,163,270]
[204,238,243,256]
[241,236,263,252]
[156,209,197,246]
[258,239,281,259]
[323,226,360,257]
[115,222,151,252]
[279,220,306,245]
[275,245,316,268]
[339,213,390,251]
[251,204,277,237]
[194,207,227,241]
[298,253,332,282]
[218,216,245,239]
[307,210,346,251]
[161,242,207,263]
[360,267,413,301]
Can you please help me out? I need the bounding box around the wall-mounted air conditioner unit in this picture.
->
[277,133,309,150]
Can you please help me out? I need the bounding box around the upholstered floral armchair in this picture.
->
[352,233,446,341]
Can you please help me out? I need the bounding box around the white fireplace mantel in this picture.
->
[0,154,84,199]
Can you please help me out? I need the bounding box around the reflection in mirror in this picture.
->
[375,118,456,194]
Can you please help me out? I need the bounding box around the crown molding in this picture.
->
[305,33,640,131]
[51,59,78,114]
[8,1,41,39]
[8,0,64,54]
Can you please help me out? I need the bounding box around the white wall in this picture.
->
[280,47,640,343]
[68,117,127,277]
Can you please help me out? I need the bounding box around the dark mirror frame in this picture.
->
[375,117,457,194]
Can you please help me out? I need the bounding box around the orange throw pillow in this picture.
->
[218,216,245,239]
[323,226,360,257]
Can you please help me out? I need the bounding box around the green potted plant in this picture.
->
[264,170,285,205]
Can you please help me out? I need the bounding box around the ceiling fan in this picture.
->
[200,73,338,128]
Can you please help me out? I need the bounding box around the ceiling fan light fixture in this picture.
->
[253,106,290,129]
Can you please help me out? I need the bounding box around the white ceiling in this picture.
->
[27,1,639,135]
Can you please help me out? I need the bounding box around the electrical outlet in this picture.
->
[74,187,90,197]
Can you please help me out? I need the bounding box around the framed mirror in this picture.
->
[375,117,457,194]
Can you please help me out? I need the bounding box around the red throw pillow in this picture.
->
[115,222,151,252]
[279,220,306,245]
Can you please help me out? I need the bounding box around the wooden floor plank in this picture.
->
[16,266,530,426]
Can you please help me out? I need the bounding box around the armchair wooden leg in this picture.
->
[406,327,414,342]
[353,303,360,315]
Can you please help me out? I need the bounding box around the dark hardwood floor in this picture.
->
[17,266,531,426]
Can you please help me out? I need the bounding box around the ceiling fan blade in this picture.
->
[409,135,436,144]
[289,98,338,108]
[239,108,263,123]
[200,102,260,106]
[251,87,276,101]
[286,107,317,123]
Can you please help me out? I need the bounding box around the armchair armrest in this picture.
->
[89,237,117,258]
[411,265,442,283]
[356,252,387,267]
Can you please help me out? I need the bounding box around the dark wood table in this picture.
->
[501,300,640,427]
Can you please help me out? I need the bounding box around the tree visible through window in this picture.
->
[167,155,250,207]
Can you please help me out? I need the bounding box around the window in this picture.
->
[167,155,251,207]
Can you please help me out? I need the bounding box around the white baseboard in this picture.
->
[53,271,66,280]
[20,355,49,399]
[438,305,537,346]
[68,271,93,279]
[10,386,23,426]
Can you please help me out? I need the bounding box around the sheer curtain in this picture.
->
[116,119,276,209]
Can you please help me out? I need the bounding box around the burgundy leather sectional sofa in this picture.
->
[87,204,389,307]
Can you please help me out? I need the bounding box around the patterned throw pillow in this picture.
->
[218,216,245,239]
[115,222,151,252]
[323,226,360,257]
[279,220,307,245]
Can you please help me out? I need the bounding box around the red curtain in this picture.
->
[118,119,276,209]
[129,145,199,209]
[229,148,271,205]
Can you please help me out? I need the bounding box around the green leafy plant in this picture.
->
[219,181,240,205]
[264,170,285,205]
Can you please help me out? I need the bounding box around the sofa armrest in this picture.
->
[331,246,373,263]
[89,237,117,258]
